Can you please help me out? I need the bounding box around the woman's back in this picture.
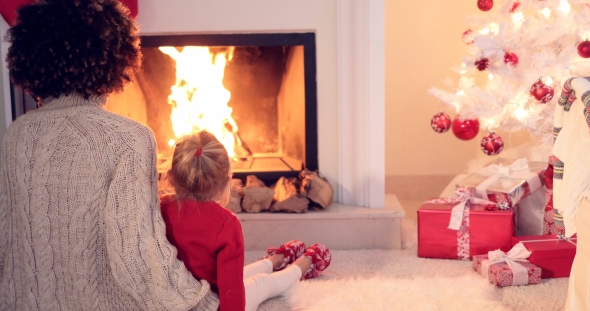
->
[0,95,218,310]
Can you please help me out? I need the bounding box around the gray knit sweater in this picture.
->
[0,95,220,310]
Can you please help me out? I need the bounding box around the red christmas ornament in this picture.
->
[477,0,494,11]
[475,58,490,71]
[0,0,34,26]
[431,111,452,133]
[509,1,521,13]
[462,29,475,45]
[578,41,590,58]
[480,131,504,156]
[530,79,555,104]
[504,52,519,66]
[452,117,480,140]
[120,0,139,18]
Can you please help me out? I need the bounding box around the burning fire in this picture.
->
[159,46,239,157]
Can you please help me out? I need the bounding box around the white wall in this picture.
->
[385,0,532,178]
[0,17,12,141]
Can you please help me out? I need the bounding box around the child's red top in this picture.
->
[160,195,245,311]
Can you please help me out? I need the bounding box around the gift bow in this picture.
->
[481,242,532,286]
[426,187,497,230]
[475,158,542,201]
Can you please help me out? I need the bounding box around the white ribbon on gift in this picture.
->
[474,158,543,202]
[447,187,497,230]
[520,235,577,246]
[481,242,532,286]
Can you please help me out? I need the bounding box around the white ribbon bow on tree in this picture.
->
[481,242,532,286]
[475,158,542,201]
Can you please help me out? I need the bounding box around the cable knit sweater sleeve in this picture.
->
[0,134,8,282]
[104,127,220,311]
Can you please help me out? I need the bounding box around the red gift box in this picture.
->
[473,253,541,287]
[418,201,515,260]
[512,235,577,278]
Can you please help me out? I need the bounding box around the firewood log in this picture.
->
[270,177,309,213]
[271,195,309,213]
[242,187,275,213]
[230,178,245,197]
[246,175,266,187]
[300,170,333,209]
[224,178,244,213]
[272,177,298,201]
[225,194,242,214]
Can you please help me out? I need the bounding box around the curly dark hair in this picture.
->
[5,0,142,99]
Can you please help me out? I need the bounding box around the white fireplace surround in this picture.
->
[0,0,385,208]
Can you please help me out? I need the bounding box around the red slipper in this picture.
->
[300,243,332,280]
[263,240,307,271]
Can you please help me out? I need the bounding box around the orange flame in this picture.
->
[159,46,237,157]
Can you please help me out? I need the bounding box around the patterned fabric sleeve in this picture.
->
[582,90,590,129]
[552,154,565,234]
[554,77,575,142]
[104,127,220,311]
[551,78,576,235]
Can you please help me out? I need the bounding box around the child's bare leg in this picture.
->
[292,256,312,276]
[268,254,285,270]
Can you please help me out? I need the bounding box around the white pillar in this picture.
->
[337,0,385,208]
[0,17,13,141]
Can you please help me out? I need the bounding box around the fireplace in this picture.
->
[105,33,318,184]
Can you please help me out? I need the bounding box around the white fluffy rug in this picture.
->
[246,220,569,311]
[285,275,507,311]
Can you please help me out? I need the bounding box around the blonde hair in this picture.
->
[169,131,231,206]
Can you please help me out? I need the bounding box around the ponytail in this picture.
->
[169,131,231,204]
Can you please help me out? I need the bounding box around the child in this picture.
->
[160,131,332,311]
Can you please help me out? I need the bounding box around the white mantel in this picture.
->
[0,0,385,208]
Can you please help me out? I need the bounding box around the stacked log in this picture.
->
[300,170,333,209]
[270,177,309,213]
[225,179,245,214]
[242,175,275,213]
[154,170,335,214]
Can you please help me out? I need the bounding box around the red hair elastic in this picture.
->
[194,146,203,157]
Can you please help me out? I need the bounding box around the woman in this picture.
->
[0,0,219,309]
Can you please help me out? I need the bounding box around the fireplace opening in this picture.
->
[106,33,318,184]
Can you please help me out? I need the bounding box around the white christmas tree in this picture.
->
[429,0,590,147]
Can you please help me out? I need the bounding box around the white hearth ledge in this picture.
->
[239,194,405,250]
